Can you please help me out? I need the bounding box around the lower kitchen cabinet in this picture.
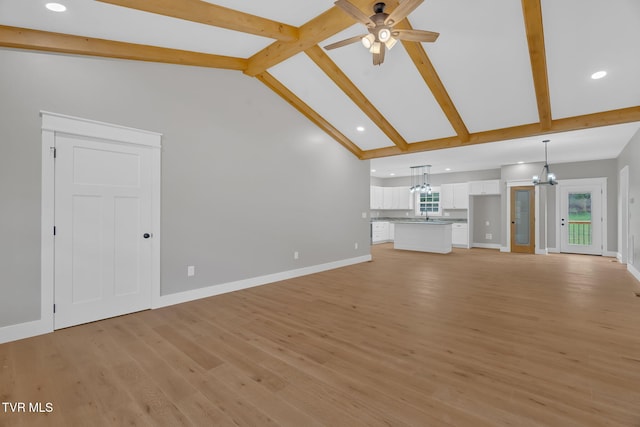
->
[452,223,469,247]
[372,221,390,243]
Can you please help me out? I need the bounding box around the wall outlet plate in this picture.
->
[187,265,195,277]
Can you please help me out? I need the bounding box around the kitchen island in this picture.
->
[393,221,453,254]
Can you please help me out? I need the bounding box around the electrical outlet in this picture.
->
[187,265,195,277]
[485,233,492,240]
[362,212,367,218]
[355,242,358,250]
[294,251,299,260]
[485,220,490,226]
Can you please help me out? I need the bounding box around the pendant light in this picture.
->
[532,139,558,185]
[409,165,432,194]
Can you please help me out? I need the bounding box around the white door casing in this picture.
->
[41,112,161,332]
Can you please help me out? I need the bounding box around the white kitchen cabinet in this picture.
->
[452,223,469,247]
[371,221,390,243]
[441,183,469,209]
[382,187,394,209]
[393,187,413,210]
[468,180,500,195]
[370,186,413,210]
[370,186,384,209]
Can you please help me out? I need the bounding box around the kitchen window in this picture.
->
[415,189,441,217]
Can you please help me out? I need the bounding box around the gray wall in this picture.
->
[471,195,501,245]
[0,49,371,328]
[618,129,640,267]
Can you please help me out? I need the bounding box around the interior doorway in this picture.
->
[510,186,535,254]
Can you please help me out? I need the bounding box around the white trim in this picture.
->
[628,263,640,283]
[153,255,373,309]
[555,177,607,256]
[40,111,162,147]
[535,248,549,255]
[548,247,560,253]
[603,251,617,258]
[471,243,501,250]
[0,320,52,345]
[500,246,509,252]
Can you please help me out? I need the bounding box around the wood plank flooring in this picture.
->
[2,245,640,426]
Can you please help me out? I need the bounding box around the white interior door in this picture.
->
[54,134,153,329]
[559,183,603,255]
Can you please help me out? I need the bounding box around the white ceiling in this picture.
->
[1,0,639,174]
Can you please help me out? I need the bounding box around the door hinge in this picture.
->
[53,226,56,236]
[50,147,57,158]
[53,304,56,314]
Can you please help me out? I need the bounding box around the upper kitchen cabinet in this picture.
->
[370,186,384,209]
[370,186,413,210]
[441,183,469,209]
[468,180,501,196]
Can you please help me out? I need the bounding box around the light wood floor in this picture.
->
[2,245,640,426]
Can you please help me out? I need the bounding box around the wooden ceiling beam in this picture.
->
[360,107,640,159]
[0,26,247,70]
[244,0,377,76]
[521,0,552,130]
[305,45,409,151]
[96,0,299,42]
[255,72,364,159]
[395,20,470,143]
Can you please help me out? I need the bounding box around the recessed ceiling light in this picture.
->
[591,70,607,80]
[46,2,67,12]
[445,168,451,171]
[517,161,524,164]
[356,126,365,132]
[389,173,395,176]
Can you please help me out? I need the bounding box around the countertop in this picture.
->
[393,221,452,225]
[371,217,467,223]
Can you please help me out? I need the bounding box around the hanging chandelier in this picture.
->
[532,139,558,186]
[409,165,432,194]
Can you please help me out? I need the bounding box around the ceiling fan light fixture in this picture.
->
[378,28,391,42]
[370,42,381,54]
[384,37,398,50]
[362,33,375,49]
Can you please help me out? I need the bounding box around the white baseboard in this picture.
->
[472,243,501,250]
[616,252,623,262]
[547,247,560,254]
[535,248,549,255]
[0,318,52,345]
[500,246,509,253]
[603,251,617,258]
[154,254,372,309]
[628,263,640,283]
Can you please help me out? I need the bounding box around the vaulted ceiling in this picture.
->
[1,0,639,174]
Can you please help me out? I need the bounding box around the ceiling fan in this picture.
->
[325,0,439,65]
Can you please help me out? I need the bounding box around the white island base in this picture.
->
[393,222,453,254]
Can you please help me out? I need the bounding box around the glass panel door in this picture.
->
[510,186,535,253]
[560,184,602,255]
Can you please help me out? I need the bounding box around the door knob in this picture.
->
[143,233,152,239]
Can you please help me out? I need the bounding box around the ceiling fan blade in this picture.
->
[392,29,439,42]
[334,0,375,27]
[324,34,366,50]
[385,0,424,25]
